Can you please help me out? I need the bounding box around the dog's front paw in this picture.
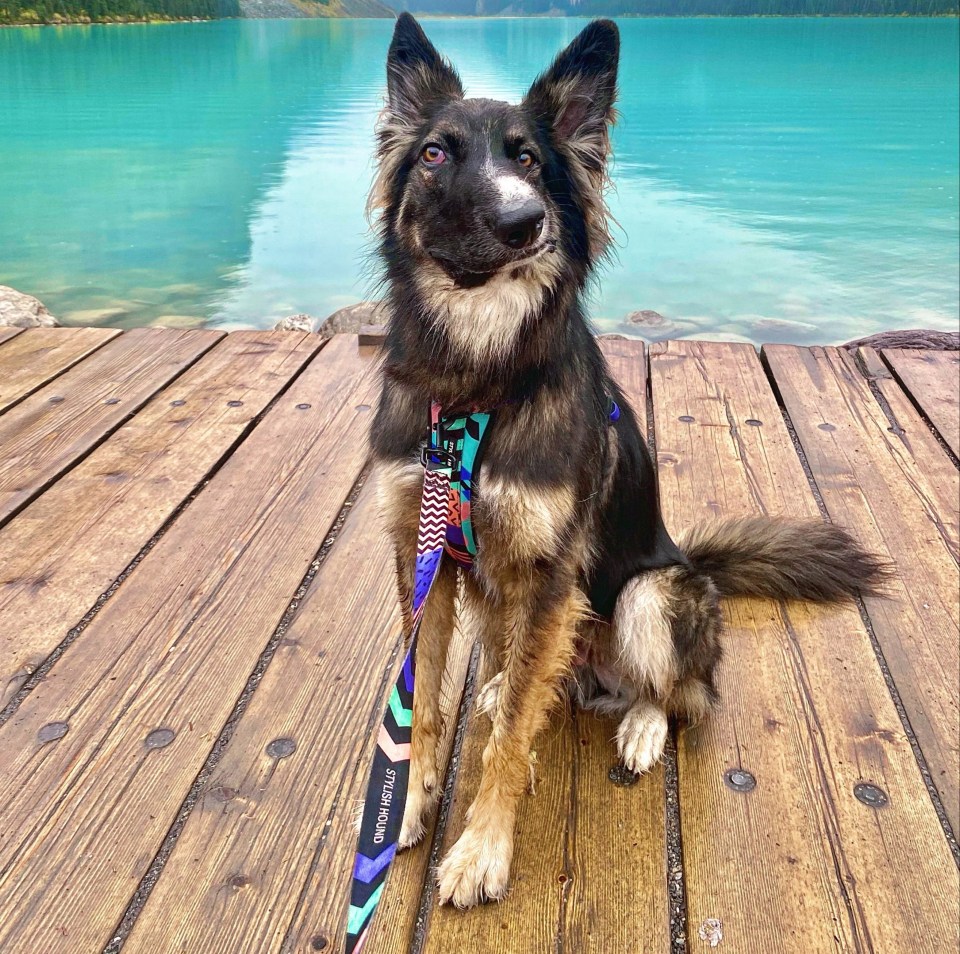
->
[436,822,513,908]
[616,702,668,775]
[398,768,439,850]
[474,671,503,719]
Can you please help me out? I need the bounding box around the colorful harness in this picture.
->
[346,396,620,953]
[346,403,491,954]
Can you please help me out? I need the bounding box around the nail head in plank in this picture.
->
[0,330,323,704]
[651,339,956,952]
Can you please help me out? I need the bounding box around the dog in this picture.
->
[367,14,887,909]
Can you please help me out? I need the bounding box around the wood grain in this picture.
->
[357,337,654,954]
[652,339,957,953]
[881,348,960,458]
[0,327,24,349]
[0,327,120,414]
[122,486,403,953]
[0,330,323,704]
[765,344,960,831]
[0,336,377,954]
[0,327,222,527]
[562,338,670,954]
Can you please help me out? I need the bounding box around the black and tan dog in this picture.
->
[369,14,886,909]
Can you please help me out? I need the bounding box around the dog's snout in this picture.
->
[493,199,545,250]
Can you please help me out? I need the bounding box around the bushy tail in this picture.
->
[678,517,891,604]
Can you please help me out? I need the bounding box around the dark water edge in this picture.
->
[2,11,958,22]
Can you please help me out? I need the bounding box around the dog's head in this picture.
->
[372,15,619,300]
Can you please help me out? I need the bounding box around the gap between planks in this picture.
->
[759,348,960,861]
[0,330,326,714]
[104,466,374,954]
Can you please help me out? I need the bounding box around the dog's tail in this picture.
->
[678,517,891,604]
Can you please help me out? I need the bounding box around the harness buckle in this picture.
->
[420,445,457,472]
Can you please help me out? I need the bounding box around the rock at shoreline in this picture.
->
[316,301,387,341]
[842,329,959,351]
[274,314,315,333]
[0,285,59,328]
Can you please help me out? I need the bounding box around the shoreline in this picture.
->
[2,11,958,25]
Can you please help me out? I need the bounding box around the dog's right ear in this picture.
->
[386,13,463,126]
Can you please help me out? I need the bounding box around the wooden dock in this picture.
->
[0,326,956,954]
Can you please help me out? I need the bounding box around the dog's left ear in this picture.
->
[386,13,464,126]
[524,19,619,155]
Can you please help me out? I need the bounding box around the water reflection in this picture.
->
[0,18,957,344]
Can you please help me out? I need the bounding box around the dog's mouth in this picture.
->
[426,240,557,288]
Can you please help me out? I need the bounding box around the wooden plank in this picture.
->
[651,340,957,953]
[0,336,377,953]
[0,327,25,348]
[561,339,669,954]
[406,339,669,954]
[0,327,120,414]
[0,330,323,704]
[122,485,402,953]
[881,348,960,458]
[765,344,960,831]
[0,327,222,527]
[860,347,959,555]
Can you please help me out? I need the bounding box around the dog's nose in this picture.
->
[493,200,545,250]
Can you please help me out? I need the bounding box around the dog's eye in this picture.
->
[517,150,536,169]
[421,145,446,166]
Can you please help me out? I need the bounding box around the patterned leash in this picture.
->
[346,403,491,954]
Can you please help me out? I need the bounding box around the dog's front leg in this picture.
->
[436,573,583,907]
[393,545,458,849]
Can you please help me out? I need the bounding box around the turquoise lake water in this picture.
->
[0,18,957,343]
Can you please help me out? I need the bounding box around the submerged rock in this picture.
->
[0,285,59,327]
[149,315,207,329]
[750,316,818,335]
[622,309,698,340]
[677,331,756,345]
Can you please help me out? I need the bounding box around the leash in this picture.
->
[345,395,619,952]
[346,402,491,954]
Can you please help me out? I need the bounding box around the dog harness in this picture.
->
[346,396,621,953]
[346,402,491,954]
